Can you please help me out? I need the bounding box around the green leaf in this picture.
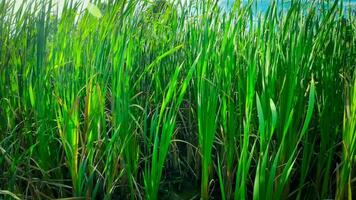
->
[256,93,265,149]
[29,83,35,107]
[269,98,277,134]
[300,77,316,138]
[87,3,103,19]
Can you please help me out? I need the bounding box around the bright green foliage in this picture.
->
[0,0,355,199]
[337,76,356,200]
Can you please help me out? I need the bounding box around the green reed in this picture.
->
[0,0,355,199]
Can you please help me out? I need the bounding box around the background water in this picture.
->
[219,0,356,14]
[14,0,356,15]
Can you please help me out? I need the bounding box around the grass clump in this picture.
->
[0,0,355,199]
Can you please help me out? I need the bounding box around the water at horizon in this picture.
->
[219,0,356,14]
[13,0,356,16]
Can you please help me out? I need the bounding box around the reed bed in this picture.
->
[0,0,355,199]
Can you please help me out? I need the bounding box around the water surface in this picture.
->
[219,0,356,14]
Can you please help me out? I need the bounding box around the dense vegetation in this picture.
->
[0,0,355,199]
